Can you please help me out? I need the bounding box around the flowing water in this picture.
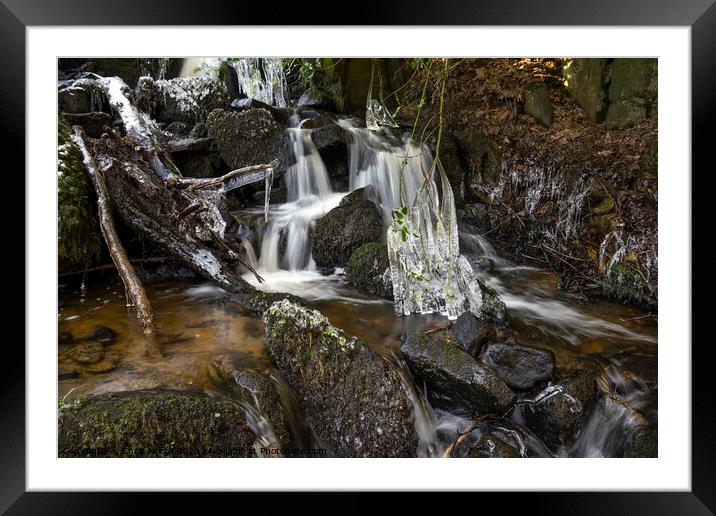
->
[58,115,657,458]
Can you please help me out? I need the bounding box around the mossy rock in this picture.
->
[602,262,654,307]
[345,242,392,299]
[206,108,290,171]
[311,197,383,268]
[523,83,553,128]
[564,58,609,122]
[605,58,657,129]
[58,389,261,457]
[57,116,100,273]
[401,331,515,415]
[135,76,231,126]
[264,300,418,457]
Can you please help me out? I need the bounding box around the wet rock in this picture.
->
[59,331,74,345]
[565,58,609,122]
[447,312,497,357]
[230,97,272,111]
[311,193,383,268]
[135,76,231,126]
[70,342,104,364]
[58,79,107,114]
[264,300,418,457]
[206,108,290,172]
[164,121,190,136]
[63,112,114,138]
[623,424,657,458]
[58,389,260,457]
[477,278,507,324]
[93,326,117,345]
[521,369,598,451]
[297,86,337,111]
[523,83,553,128]
[345,242,392,299]
[208,357,290,447]
[479,342,555,390]
[470,426,522,458]
[401,331,515,415]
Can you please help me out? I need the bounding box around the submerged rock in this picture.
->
[345,242,393,299]
[264,300,418,457]
[311,195,383,268]
[206,108,290,171]
[401,331,515,415]
[59,389,261,457]
[479,342,555,390]
[93,326,117,345]
[521,369,598,451]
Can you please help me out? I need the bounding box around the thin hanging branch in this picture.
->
[72,126,156,336]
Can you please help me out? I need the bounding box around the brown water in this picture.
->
[58,266,656,400]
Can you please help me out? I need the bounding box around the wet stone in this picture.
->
[70,342,104,364]
[479,342,555,390]
[448,312,497,357]
[93,326,117,345]
[59,331,74,345]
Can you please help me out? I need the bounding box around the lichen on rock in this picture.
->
[264,299,419,457]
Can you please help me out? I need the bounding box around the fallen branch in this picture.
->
[72,127,156,336]
[179,159,279,192]
[442,413,497,458]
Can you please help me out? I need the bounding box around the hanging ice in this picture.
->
[231,58,288,107]
[264,167,274,222]
[365,91,398,131]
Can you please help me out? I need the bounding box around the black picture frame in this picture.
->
[4,0,711,512]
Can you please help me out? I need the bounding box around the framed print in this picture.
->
[4,0,712,512]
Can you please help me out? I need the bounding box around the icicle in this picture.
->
[231,58,288,107]
[366,94,398,131]
[264,167,274,222]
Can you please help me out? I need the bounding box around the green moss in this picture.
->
[58,116,100,272]
[602,262,653,306]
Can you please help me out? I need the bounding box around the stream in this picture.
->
[58,94,657,458]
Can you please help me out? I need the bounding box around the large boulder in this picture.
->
[605,58,657,129]
[58,390,262,457]
[206,108,290,171]
[135,76,231,126]
[344,242,393,299]
[401,331,515,415]
[479,342,555,390]
[311,193,383,268]
[521,369,598,451]
[565,58,609,122]
[264,300,418,457]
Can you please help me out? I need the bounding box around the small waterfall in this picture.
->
[251,119,344,276]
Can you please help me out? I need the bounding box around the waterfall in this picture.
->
[253,121,344,275]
